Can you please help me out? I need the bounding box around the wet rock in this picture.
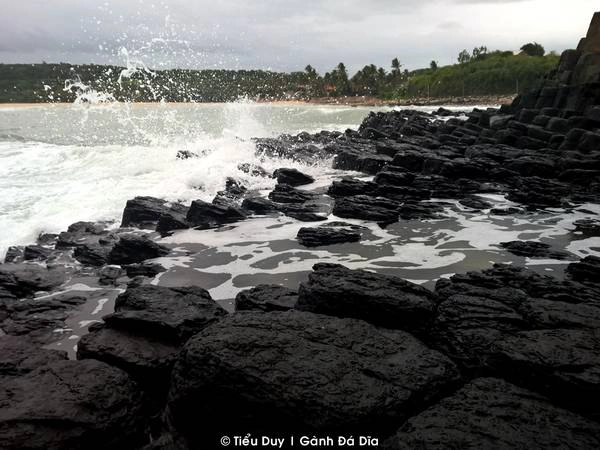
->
[500,240,571,259]
[103,285,227,343]
[216,177,247,201]
[399,201,446,220]
[0,264,66,297]
[186,199,246,229]
[241,196,280,214]
[0,295,86,344]
[333,195,399,224]
[73,242,112,267]
[107,234,169,265]
[327,178,378,197]
[3,247,23,263]
[433,264,600,417]
[490,206,525,216]
[235,285,298,311]
[297,263,436,334]
[36,233,58,247]
[459,196,493,210]
[273,168,314,186]
[121,196,188,229]
[23,245,53,261]
[156,208,190,235]
[166,311,459,445]
[237,163,269,177]
[55,221,109,249]
[297,224,361,247]
[268,183,317,204]
[176,150,198,159]
[77,323,179,391]
[486,328,600,418]
[0,359,146,450]
[285,211,329,222]
[123,262,166,278]
[382,377,600,450]
[0,335,67,378]
[566,255,600,283]
[98,265,125,285]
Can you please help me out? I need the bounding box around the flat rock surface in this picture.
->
[382,377,600,450]
[77,324,180,385]
[234,284,298,311]
[0,264,66,298]
[0,359,145,450]
[433,263,600,418]
[0,335,67,378]
[103,285,227,343]
[297,263,436,334]
[297,225,362,247]
[167,310,459,445]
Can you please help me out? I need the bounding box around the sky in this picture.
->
[0,0,597,74]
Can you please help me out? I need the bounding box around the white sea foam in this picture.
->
[0,102,384,258]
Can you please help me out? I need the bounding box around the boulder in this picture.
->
[382,378,600,450]
[297,224,361,247]
[73,243,112,267]
[268,183,317,204]
[333,195,400,224]
[186,199,246,229]
[23,245,53,261]
[235,285,298,311]
[55,222,110,249]
[0,264,66,297]
[166,311,459,445]
[566,255,600,283]
[273,168,314,186]
[123,262,166,278]
[0,359,146,450]
[156,208,190,235]
[103,285,227,343]
[500,240,571,259]
[121,196,188,229]
[107,234,169,265]
[297,263,436,334]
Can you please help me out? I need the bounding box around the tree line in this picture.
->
[0,42,558,103]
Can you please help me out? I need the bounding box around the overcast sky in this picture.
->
[0,0,597,74]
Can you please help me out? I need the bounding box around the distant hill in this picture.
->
[397,51,560,99]
[0,51,560,103]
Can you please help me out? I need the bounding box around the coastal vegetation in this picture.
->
[0,43,559,103]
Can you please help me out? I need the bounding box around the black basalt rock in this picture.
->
[166,311,459,446]
[382,377,600,450]
[235,285,298,311]
[103,285,227,343]
[500,240,571,259]
[107,234,169,265]
[273,168,315,186]
[296,263,436,334]
[0,359,146,450]
[297,225,362,247]
[186,199,246,229]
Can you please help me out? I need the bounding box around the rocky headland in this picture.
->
[2,13,600,450]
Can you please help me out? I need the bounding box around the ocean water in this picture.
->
[0,101,402,257]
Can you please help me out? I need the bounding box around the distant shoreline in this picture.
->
[0,95,514,108]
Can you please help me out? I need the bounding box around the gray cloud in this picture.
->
[0,0,597,73]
